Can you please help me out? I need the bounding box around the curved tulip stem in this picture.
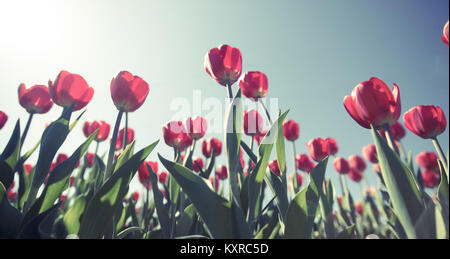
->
[383,125,399,155]
[432,137,448,175]
[291,141,298,191]
[104,110,124,181]
[20,112,34,149]
[95,141,100,156]
[123,112,129,150]
[258,99,273,125]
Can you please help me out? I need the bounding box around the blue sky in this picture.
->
[0,0,448,200]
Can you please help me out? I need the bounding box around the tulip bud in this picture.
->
[307,138,330,162]
[185,116,207,140]
[201,139,212,158]
[348,169,363,183]
[85,153,95,168]
[215,165,228,180]
[204,44,242,86]
[162,121,192,151]
[84,121,110,142]
[0,111,8,130]
[110,71,149,112]
[349,155,366,171]
[326,138,338,155]
[283,120,299,141]
[209,138,222,156]
[442,20,449,46]
[49,70,94,111]
[158,171,169,184]
[333,157,350,175]
[362,144,378,163]
[415,152,439,171]
[403,105,447,139]
[131,191,140,202]
[138,161,158,189]
[238,71,268,100]
[116,128,135,150]
[269,159,282,176]
[192,157,205,172]
[296,154,314,173]
[421,170,440,188]
[243,110,264,136]
[18,84,53,114]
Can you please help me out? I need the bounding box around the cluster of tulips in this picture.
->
[0,20,448,239]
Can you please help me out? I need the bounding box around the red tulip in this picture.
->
[132,191,140,202]
[138,161,158,189]
[192,157,204,172]
[344,77,401,129]
[354,201,363,215]
[348,169,363,183]
[269,159,282,176]
[185,116,207,140]
[390,121,406,140]
[110,71,149,112]
[239,149,245,169]
[296,154,314,173]
[238,71,268,100]
[116,128,135,150]
[24,164,33,175]
[201,139,212,158]
[158,171,169,184]
[204,44,242,86]
[349,155,366,171]
[253,129,268,145]
[362,144,378,163]
[215,165,228,180]
[442,20,449,46]
[49,70,94,111]
[0,111,8,130]
[83,121,110,142]
[307,138,330,162]
[403,105,447,139]
[85,153,95,168]
[421,170,440,188]
[162,121,192,151]
[337,196,343,206]
[56,153,69,164]
[289,173,303,187]
[69,176,75,187]
[210,138,222,156]
[415,152,439,171]
[333,157,350,175]
[326,138,338,155]
[283,120,300,141]
[244,110,264,136]
[18,84,53,114]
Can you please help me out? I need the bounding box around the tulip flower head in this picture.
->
[158,171,169,184]
[269,159,282,176]
[192,157,205,172]
[238,71,268,100]
[244,110,264,136]
[283,120,300,141]
[344,77,401,129]
[201,139,212,158]
[421,170,440,188]
[204,44,242,86]
[24,164,33,175]
[349,155,367,171]
[296,154,315,173]
[333,157,350,175]
[307,137,330,162]
[49,70,94,111]
[83,121,110,142]
[138,161,158,189]
[18,84,53,114]
[116,128,135,150]
[215,165,228,180]
[0,111,7,130]
[403,105,447,139]
[185,116,207,140]
[110,71,149,112]
[85,153,95,168]
[415,152,439,171]
[362,144,378,163]
[348,169,363,183]
[442,20,449,46]
[209,138,222,156]
[162,121,193,151]
[326,138,338,155]
[131,191,140,202]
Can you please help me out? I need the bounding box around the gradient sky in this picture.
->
[0,0,448,201]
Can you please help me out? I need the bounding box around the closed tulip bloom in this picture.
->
[186,116,207,140]
[210,138,222,156]
[326,138,338,155]
[307,138,330,162]
[244,110,264,136]
[349,155,366,171]
[0,111,7,130]
[83,121,110,142]
[296,154,314,173]
[132,191,140,202]
[116,128,135,150]
[421,170,440,188]
[362,144,378,163]
[49,70,94,111]
[253,129,268,145]
[158,171,169,184]
[18,84,53,114]
[354,201,363,215]
[215,165,228,180]
[390,121,406,140]
[415,152,439,171]
[442,20,449,46]
[344,77,401,129]
[269,159,282,176]
[403,105,447,139]
[138,161,158,189]
[348,169,363,183]
[283,120,300,141]
[85,153,95,168]
[162,121,193,151]
[204,44,242,86]
[238,71,268,100]
[24,164,33,175]
[56,153,69,164]
[333,157,350,174]
[201,139,212,158]
[192,157,205,172]
[110,71,149,112]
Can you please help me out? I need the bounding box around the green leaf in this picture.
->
[264,170,289,222]
[336,225,356,239]
[148,163,171,238]
[284,157,328,239]
[371,126,425,239]
[175,203,197,237]
[0,120,21,189]
[116,226,143,239]
[0,182,23,238]
[78,140,158,238]
[224,88,243,205]
[158,153,251,238]
[63,193,90,235]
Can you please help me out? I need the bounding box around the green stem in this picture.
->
[20,112,34,149]
[291,141,298,191]
[104,110,124,181]
[383,125,399,154]
[432,137,448,176]
[123,112,129,150]
[258,99,272,125]
[226,83,233,99]
[95,141,100,156]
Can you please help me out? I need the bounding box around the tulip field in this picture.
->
[0,4,449,241]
